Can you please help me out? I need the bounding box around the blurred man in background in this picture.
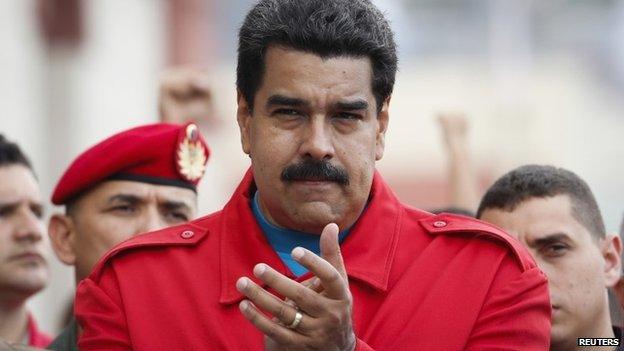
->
[0,135,51,347]
[612,215,624,327]
[46,123,209,351]
[478,165,622,351]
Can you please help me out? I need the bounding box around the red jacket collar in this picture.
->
[219,168,402,304]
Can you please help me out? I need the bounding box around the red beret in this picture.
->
[52,122,210,205]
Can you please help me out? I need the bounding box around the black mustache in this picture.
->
[281,159,349,185]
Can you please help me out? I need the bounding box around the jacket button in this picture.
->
[433,220,447,228]
[181,230,195,239]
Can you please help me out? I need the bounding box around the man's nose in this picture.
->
[299,117,335,161]
[13,209,44,242]
[138,207,168,234]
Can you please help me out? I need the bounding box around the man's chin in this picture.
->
[3,276,48,296]
[287,202,341,233]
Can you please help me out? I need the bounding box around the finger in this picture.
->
[284,278,320,306]
[303,276,324,293]
[282,277,323,313]
[160,101,186,122]
[319,223,348,281]
[291,247,349,300]
[190,73,212,94]
[160,71,195,96]
[251,265,324,317]
[239,300,303,346]
[236,277,307,327]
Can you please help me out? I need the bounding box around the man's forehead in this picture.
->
[0,165,40,200]
[261,47,373,91]
[90,180,196,202]
[481,196,587,242]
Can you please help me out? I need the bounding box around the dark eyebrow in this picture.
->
[531,233,572,248]
[334,99,369,111]
[0,200,43,209]
[0,201,43,218]
[160,201,192,213]
[107,194,143,205]
[30,202,44,215]
[0,202,18,211]
[266,95,309,109]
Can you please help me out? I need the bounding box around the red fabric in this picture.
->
[75,170,551,350]
[51,122,209,204]
[27,314,52,347]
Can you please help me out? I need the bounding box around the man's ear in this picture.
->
[48,214,77,266]
[375,96,390,161]
[236,90,253,155]
[602,234,622,288]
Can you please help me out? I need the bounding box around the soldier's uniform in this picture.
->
[46,122,209,351]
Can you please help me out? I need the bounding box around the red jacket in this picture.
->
[75,170,550,350]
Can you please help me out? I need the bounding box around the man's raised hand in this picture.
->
[236,223,356,351]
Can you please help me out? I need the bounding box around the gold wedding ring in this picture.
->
[287,311,303,329]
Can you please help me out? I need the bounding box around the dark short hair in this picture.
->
[237,0,398,112]
[477,165,605,239]
[0,134,34,172]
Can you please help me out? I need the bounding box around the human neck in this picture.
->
[0,298,29,344]
[552,301,616,351]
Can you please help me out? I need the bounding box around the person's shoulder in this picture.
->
[88,210,222,281]
[410,211,537,272]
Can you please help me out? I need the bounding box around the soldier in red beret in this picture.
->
[46,122,209,351]
[75,0,551,350]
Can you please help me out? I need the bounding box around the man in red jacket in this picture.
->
[75,0,551,350]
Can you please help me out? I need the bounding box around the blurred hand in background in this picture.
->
[437,112,479,213]
[158,67,216,127]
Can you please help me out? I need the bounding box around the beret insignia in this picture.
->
[176,123,207,182]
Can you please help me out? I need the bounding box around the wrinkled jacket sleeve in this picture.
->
[464,262,551,350]
[75,268,132,351]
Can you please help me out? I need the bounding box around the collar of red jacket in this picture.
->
[219,168,402,305]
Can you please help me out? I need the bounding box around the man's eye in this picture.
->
[30,206,43,219]
[0,207,11,217]
[167,212,189,222]
[111,205,135,213]
[334,112,361,120]
[544,243,569,257]
[274,109,302,117]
